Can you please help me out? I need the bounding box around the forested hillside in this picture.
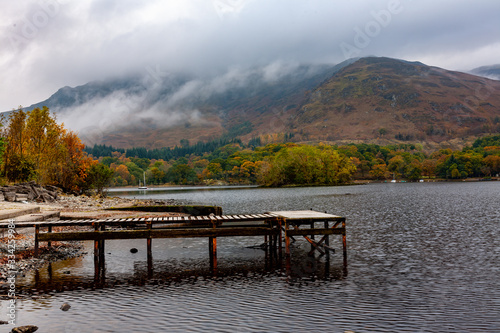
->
[85,135,500,187]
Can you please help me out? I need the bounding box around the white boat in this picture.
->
[390,173,396,183]
[138,172,148,189]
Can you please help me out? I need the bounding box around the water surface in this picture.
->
[2,182,500,332]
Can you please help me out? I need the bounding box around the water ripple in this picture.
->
[1,182,500,332]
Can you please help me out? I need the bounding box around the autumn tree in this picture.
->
[370,164,389,180]
[2,108,95,192]
[2,109,35,181]
[25,107,60,183]
[258,145,356,186]
[85,162,114,196]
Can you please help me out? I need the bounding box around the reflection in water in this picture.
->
[20,240,345,296]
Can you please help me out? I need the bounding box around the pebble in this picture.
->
[0,236,83,283]
[60,303,71,311]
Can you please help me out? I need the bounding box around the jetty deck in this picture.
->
[1,210,347,275]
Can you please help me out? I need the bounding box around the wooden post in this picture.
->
[34,224,39,257]
[324,220,330,260]
[209,221,217,272]
[147,220,153,278]
[93,223,99,281]
[209,236,217,271]
[47,225,52,248]
[342,218,347,267]
[310,222,315,253]
[99,224,105,264]
[284,221,290,257]
[278,218,283,260]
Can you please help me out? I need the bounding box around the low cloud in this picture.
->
[2,0,500,113]
[56,60,312,143]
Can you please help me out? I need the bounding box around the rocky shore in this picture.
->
[0,193,184,285]
[0,181,59,203]
[0,233,84,285]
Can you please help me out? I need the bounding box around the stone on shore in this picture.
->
[60,303,71,311]
[1,181,59,203]
[11,325,38,333]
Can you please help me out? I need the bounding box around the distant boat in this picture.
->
[390,173,397,183]
[138,172,148,189]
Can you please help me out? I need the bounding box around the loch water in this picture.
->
[1,182,500,332]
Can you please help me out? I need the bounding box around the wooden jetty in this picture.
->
[1,210,347,276]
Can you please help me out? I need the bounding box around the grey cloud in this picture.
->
[1,0,500,111]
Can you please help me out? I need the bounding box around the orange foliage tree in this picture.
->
[1,107,94,192]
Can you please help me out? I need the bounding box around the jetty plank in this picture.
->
[37,227,279,241]
[286,228,344,236]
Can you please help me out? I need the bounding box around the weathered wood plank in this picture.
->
[286,228,345,236]
[37,227,279,241]
[269,210,343,219]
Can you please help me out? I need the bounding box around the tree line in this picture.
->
[2,107,499,192]
[91,136,500,187]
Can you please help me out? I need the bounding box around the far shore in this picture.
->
[105,176,499,191]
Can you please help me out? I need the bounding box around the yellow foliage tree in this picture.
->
[2,108,94,192]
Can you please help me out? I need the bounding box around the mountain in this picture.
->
[16,57,500,148]
[20,59,359,148]
[470,65,500,81]
[294,57,500,143]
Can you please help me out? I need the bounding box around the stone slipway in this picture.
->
[0,202,61,223]
[0,206,41,220]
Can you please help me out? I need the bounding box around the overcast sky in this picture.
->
[1,0,499,111]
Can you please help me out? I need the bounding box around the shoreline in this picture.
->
[0,194,187,286]
[105,176,500,191]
